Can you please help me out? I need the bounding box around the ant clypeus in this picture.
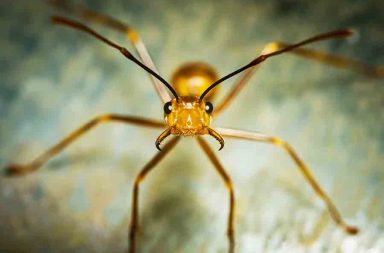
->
[4,1,384,253]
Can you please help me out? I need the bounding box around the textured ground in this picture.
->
[0,0,383,252]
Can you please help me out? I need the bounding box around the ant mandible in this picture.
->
[5,1,384,253]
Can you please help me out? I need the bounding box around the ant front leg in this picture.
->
[4,114,164,176]
[217,127,359,235]
[129,136,180,253]
[197,137,236,253]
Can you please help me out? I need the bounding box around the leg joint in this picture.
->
[262,42,284,54]
[94,114,112,122]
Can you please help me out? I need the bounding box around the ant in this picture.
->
[4,1,383,253]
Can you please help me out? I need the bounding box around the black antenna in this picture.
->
[51,16,180,101]
[199,29,353,101]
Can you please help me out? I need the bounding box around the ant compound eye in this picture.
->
[205,101,213,114]
[164,101,173,114]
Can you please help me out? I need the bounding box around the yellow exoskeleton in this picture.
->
[6,1,384,253]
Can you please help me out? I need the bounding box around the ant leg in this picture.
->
[213,64,260,117]
[217,127,359,235]
[52,16,178,101]
[213,41,383,116]
[263,41,384,78]
[129,136,180,253]
[4,114,165,176]
[196,136,236,253]
[48,0,171,102]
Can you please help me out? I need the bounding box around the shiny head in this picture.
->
[156,97,224,150]
[165,97,212,136]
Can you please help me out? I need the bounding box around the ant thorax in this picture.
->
[164,97,212,136]
[171,62,219,100]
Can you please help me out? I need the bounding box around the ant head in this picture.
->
[163,97,213,136]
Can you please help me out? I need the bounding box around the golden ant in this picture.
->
[4,1,384,253]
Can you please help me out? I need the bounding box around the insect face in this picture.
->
[164,97,212,136]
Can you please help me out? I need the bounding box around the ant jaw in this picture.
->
[208,128,225,151]
[156,127,224,151]
[155,128,172,151]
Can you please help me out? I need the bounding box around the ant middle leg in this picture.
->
[5,114,164,176]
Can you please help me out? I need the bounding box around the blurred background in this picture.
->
[0,0,383,252]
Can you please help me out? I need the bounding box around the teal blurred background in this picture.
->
[0,0,383,252]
